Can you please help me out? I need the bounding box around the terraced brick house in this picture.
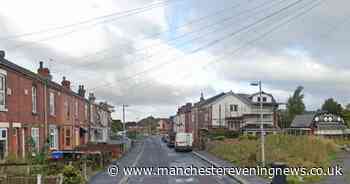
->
[0,50,113,160]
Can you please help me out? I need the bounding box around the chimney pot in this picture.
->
[61,76,71,90]
[0,51,5,58]
[39,61,43,69]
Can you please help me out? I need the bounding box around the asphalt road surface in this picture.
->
[89,136,238,184]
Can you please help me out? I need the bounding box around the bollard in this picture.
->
[37,174,42,184]
[271,162,287,184]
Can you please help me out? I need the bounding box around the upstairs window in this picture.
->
[257,97,261,102]
[75,100,78,118]
[64,100,70,119]
[49,92,55,116]
[230,104,238,112]
[0,73,6,109]
[263,97,267,102]
[32,86,37,113]
[84,104,88,120]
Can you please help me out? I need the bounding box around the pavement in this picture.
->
[89,136,239,184]
[318,151,350,184]
[193,151,270,184]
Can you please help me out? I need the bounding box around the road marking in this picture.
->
[118,140,145,184]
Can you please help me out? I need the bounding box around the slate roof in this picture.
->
[0,55,87,100]
[195,91,279,108]
[290,114,316,128]
[196,92,226,106]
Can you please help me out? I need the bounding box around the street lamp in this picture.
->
[250,80,265,167]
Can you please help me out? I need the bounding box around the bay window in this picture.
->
[31,128,40,152]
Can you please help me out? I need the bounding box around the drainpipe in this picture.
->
[43,80,48,149]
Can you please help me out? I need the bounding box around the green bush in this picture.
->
[287,176,302,184]
[239,134,256,140]
[225,131,240,138]
[213,136,225,141]
[62,165,84,184]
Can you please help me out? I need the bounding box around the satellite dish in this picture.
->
[314,117,319,122]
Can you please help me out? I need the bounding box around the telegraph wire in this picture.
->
[69,0,290,72]
[0,0,186,41]
[89,0,307,91]
[92,0,323,94]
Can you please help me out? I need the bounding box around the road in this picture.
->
[89,136,238,184]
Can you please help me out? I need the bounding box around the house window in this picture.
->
[230,105,238,112]
[0,74,6,109]
[75,101,79,118]
[49,92,55,116]
[90,105,94,122]
[32,86,37,113]
[49,127,58,149]
[95,129,103,141]
[64,100,70,119]
[31,128,40,152]
[257,97,261,102]
[0,128,7,160]
[263,97,267,102]
[65,128,71,146]
[204,113,209,121]
[84,104,88,120]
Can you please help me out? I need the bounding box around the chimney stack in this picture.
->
[61,76,71,90]
[37,61,52,80]
[78,85,86,97]
[200,92,205,102]
[89,93,96,102]
[0,51,5,58]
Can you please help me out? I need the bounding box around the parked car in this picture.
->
[167,132,176,148]
[161,135,168,143]
[174,132,193,152]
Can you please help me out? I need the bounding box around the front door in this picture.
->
[0,128,8,160]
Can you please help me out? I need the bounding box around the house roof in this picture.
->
[290,114,316,128]
[0,54,88,101]
[199,92,226,106]
[194,90,279,108]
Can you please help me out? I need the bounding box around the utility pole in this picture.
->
[259,80,265,167]
[251,80,265,167]
[122,104,129,152]
[122,104,129,136]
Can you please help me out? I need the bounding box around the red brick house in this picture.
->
[0,51,112,160]
[157,118,171,134]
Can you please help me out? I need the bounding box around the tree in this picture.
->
[285,86,306,127]
[341,103,350,128]
[321,98,343,115]
[111,119,123,134]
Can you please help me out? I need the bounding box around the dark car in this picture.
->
[161,135,168,143]
[167,132,176,148]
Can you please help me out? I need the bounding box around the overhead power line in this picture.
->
[89,0,307,91]
[0,0,185,41]
[66,0,289,73]
[111,0,324,95]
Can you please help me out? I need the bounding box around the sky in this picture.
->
[0,0,349,121]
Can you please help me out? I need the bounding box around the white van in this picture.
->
[174,132,193,152]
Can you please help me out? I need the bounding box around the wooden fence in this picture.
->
[0,175,62,184]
